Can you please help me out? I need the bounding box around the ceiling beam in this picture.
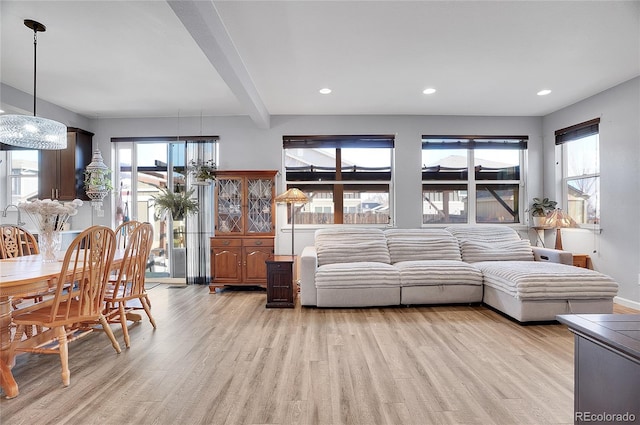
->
[167,0,270,129]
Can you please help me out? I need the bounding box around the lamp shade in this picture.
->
[0,19,68,150]
[0,115,67,150]
[275,187,309,204]
[545,209,578,229]
[545,209,578,250]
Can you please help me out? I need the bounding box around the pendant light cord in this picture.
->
[33,28,38,116]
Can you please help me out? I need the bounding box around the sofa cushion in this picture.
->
[459,239,534,263]
[315,227,385,244]
[315,228,390,266]
[394,260,483,287]
[384,229,461,262]
[475,260,619,300]
[316,239,391,266]
[315,262,400,288]
[445,224,521,244]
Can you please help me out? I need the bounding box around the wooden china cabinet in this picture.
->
[209,170,277,292]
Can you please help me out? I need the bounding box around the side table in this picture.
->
[266,255,296,308]
[572,254,592,269]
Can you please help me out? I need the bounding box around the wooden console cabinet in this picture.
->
[209,170,277,292]
[39,127,93,201]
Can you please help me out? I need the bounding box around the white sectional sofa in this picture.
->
[299,226,619,322]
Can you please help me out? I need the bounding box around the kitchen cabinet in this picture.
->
[39,127,93,201]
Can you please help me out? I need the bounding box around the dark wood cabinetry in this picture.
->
[39,127,93,200]
[266,255,296,308]
[209,170,277,293]
[210,237,274,287]
[557,314,640,422]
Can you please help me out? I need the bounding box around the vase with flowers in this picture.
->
[18,198,84,262]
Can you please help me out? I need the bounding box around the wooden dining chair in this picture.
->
[10,225,121,388]
[1,225,50,313]
[0,225,39,259]
[114,220,142,250]
[104,222,156,348]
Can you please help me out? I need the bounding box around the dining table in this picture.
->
[0,250,125,399]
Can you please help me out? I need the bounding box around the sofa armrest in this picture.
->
[531,246,573,265]
[300,245,319,306]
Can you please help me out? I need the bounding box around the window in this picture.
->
[283,135,394,225]
[422,136,527,224]
[556,118,600,225]
[4,150,39,205]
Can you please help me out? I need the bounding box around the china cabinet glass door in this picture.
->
[216,177,244,234]
[247,178,273,234]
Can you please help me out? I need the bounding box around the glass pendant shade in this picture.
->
[0,114,67,150]
[0,19,67,150]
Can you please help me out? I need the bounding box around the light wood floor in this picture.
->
[1,285,636,425]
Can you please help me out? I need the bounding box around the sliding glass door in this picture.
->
[113,139,216,281]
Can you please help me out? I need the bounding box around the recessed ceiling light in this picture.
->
[319,88,332,95]
[0,110,4,114]
[537,89,552,96]
[423,88,437,95]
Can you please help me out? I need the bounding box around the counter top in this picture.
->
[556,314,640,361]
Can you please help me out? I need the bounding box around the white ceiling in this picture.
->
[1,1,639,126]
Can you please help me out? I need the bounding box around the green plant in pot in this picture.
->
[188,159,217,183]
[152,187,199,221]
[530,197,557,227]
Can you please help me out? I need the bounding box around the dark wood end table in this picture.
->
[266,255,296,308]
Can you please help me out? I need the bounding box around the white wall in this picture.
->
[3,76,637,306]
[91,114,543,255]
[542,76,640,305]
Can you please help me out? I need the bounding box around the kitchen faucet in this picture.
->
[2,204,26,226]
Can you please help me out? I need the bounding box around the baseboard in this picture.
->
[148,277,186,285]
[614,296,640,311]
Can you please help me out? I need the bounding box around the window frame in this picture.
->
[421,135,528,225]
[2,149,39,206]
[555,118,600,228]
[283,135,395,226]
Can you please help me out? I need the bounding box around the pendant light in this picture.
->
[0,19,67,150]
[84,149,112,216]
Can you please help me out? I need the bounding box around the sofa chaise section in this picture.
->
[446,225,619,322]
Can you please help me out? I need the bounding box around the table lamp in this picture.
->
[275,188,309,255]
[545,208,578,250]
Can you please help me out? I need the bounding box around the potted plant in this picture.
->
[529,197,557,227]
[188,159,217,184]
[152,187,199,221]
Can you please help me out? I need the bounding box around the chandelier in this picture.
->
[0,19,67,150]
